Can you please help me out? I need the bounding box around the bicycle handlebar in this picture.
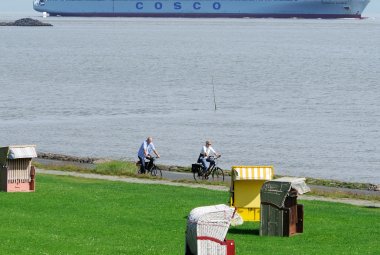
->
[208,155,221,160]
[146,155,160,159]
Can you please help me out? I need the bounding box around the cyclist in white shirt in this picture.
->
[197,140,220,173]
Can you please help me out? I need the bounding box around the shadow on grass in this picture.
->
[228,228,260,236]
[364,206,379,209]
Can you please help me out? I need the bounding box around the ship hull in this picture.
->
[33,0,370,19]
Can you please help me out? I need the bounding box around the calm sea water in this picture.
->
[0,15,379,183]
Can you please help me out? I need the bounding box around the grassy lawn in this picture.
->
[33,161,380,202]
[0,175,378,255]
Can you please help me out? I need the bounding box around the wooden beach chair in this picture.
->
[0,145,37,192]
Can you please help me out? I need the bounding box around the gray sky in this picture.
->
[0,0,379,15]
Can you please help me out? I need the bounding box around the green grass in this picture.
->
[33,161,92,173]
[304,177,372,190]
[307,189,380,202]
[93,161,137,175]
[34,161,380,202]
[34,161,138,176]
[0,175,379,254]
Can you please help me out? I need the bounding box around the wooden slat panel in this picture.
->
[6,159,31,182]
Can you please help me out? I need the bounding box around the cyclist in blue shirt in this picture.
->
[137,137,160,173]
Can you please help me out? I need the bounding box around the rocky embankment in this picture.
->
[0,18,52,26]
[38,152,97,164]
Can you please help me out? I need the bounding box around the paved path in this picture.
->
[36,169,228,191]
[37,169,380,208]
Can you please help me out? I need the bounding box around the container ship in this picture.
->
[33,0,370,19]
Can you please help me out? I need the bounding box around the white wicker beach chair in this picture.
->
[185,204,239,255]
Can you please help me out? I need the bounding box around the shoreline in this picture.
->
[38,152,98,164]
[36,152,380,192]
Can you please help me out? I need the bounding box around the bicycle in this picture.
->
[192,155,224,182]
[137,156,162,177]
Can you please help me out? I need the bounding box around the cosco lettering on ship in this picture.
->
[134,2,222,11]
[33,0,370,19]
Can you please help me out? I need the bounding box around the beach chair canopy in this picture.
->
[232,166,273,181]
[0,145,37,165]
[188,204,236,225]
[261,177,310,208]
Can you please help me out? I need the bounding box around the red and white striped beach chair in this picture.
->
[185,204,239,255]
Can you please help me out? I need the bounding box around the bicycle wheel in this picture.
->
[150,165,162,177]
[212,167,225,182]
[193,169,204,182]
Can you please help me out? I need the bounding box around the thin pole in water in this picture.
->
[212,76,217,111]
